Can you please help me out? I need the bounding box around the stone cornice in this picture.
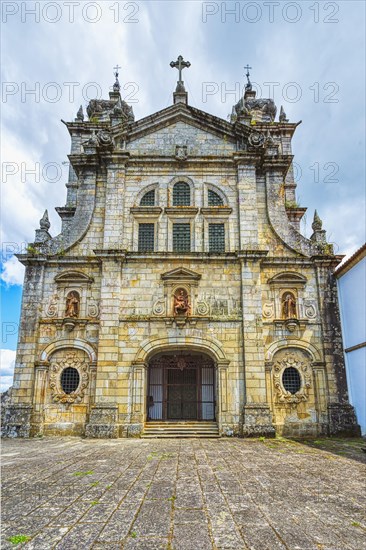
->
[16,254,101,267]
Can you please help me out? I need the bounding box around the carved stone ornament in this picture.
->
[262,302,274,319]
[196,300,209,316]
[153,298,166,316]
[50,352,89,404]
[87,300,99,319]
[46,294,59,318]
[175,145,188,161]
[273,351,311,405]
[97,130,114,147]
[248,132,265,148]
[304,300,317,319]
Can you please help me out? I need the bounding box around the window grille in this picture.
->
[61,367,80,394]
[173,223,191,252]
[209,223,225,253]
[208,189,224,206]
[138,223,155,252]
[173,182,191,206]
[282,367,301,394]
[140,190,155,206]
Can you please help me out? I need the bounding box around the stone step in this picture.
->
[142,421,220,438]
[142,436,220,439]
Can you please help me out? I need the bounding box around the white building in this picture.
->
[336,244,366,435]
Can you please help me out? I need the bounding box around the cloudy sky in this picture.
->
[1,0,365,390]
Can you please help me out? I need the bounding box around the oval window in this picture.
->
[282,367,301,394]
[61,367,80,394]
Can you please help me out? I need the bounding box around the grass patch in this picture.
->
[130,531,137,538]
[73,470,94,477]
[90,481,99,487]
[7,535,31,545]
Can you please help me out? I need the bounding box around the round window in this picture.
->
[61,367,80,394]
[282,367,301,394]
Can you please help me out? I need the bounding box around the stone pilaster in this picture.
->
[234,156,259,249]
[239,255,275,437]
[314,259,361,436]
[128,361,148,437]
[30,361,49,436]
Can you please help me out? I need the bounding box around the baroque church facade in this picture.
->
[3,59,360,438]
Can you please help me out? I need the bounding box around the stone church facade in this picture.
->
[3,60,360,438]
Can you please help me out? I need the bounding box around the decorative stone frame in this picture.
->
[49,351,89,404]
[273,350,312,405]
[130,335,230,432]
[159,267,201,320]
[266,272,312,330]
[47,271,96,320]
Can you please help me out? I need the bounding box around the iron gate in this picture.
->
[147,353,216,421]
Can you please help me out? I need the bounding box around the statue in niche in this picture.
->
[174,288,191,316]
[282,292,297,319]
[65,291,80,318]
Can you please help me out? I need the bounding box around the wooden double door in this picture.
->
[147,353,215,421]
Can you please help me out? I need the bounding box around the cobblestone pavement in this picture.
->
[1,437,366,550]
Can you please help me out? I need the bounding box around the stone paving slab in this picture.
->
[1,437,366,549]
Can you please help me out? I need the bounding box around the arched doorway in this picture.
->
[147,352,216,421]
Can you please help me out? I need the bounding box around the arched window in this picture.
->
[282,367,301,394]
[61,367,80,394]
[140,189,155,206]
[173,182,190,206]
[208,189,223,206]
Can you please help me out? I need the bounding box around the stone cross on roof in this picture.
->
[170,55,191,84]
[244,64,252,91]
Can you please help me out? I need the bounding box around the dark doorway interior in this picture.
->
[147,353,215,421]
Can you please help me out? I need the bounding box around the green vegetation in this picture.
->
[7,535,31,545]
[72,470,94,477]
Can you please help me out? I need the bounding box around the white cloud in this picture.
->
[0,349,16,392]
[0,256,25,286]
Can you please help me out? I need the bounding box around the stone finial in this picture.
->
[279,105,289,123]
[76,105,84,122]
[312,210,323,232]
[40,210,50,231]
[113,64,121,92]
[265,130,275,146]
[310,209,331,251]
[34,210,51,243]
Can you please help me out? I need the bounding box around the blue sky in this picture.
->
[1,0,365,390]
